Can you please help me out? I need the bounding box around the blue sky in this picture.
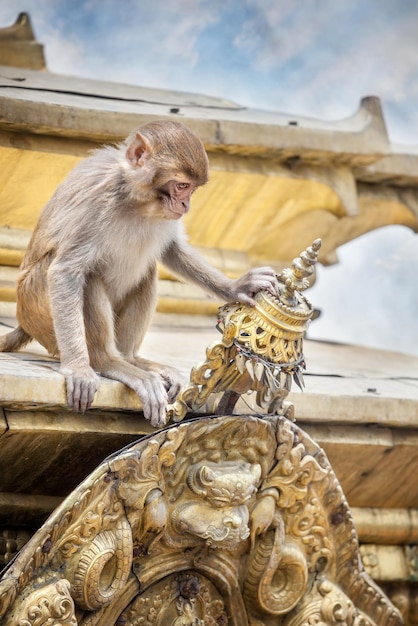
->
[0,0,417,355]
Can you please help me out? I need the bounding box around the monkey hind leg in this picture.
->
[84,277,169,427]
[16,262,58,357]
[114,269,184,403]
[115,265,158,357]
[0,325,32,352]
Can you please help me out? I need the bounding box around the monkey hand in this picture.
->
[61,364,100,413]
[133,359,185,404]
[150,364,185,402]
[132,371,170,428]
[228,267,280,306]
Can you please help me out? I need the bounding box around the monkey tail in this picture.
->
[0,325,32,353]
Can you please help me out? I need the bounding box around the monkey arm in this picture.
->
[161,241,280,306]
[48,261,89,365]
[47,260,100,411]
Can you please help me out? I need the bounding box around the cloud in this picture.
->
[46,0,220,86]
[233,0,341,73]
[227,0,418,143]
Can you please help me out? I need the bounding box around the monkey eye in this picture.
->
[176,182,190,190]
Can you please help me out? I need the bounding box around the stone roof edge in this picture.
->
[0,64,417,183]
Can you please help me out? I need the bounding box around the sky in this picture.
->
[0,0,417,356]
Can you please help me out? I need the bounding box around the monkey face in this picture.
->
[124,121,208,221]
[158,178,196,219]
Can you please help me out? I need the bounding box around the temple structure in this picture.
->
[0,13,417,625]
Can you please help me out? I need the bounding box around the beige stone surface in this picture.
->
[359,544,410,581]
[0,320,417,421]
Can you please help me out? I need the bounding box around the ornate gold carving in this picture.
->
[71,521,133,611]
[167,240,321,422]
[283,579,365,626]
[244,518,308,616]
[122,572,227,625]
[0,415,402,626]
[171,460,260,549]
[7,579,77,626]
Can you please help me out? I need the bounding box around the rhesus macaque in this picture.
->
[0,121,279,426]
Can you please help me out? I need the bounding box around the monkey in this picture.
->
[0,120,279,427]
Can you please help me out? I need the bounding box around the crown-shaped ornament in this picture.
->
[168,239,321,422]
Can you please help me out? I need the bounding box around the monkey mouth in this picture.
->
[166,208,184,219]
[158,193,184,219]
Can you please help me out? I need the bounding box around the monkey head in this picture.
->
[125,120,209,219]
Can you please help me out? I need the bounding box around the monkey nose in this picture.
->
[182,200,190,213]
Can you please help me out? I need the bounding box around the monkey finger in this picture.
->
[80,380,98,413]
[160,372,183,402]
[251,268,280,289]
[151,384,169,428]
[157,399,168,428]
[69,378,83,412]
[256,279,279,294]
[71,379,87,413]
[150,380,169,428]
[148,396,168,428]
[236,293,257,307]
[79,385,91,413]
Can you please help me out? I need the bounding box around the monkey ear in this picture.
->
[126,132,152,166]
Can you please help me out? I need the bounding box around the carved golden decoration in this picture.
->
[122,571,227,625]
[167,239,321,422]
[0,239,403,625]
[8,579,77,626]
[0,415,402,626]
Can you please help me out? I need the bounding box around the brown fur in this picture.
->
[0,121,279,426]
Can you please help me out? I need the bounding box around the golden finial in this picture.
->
[278,239,321,304]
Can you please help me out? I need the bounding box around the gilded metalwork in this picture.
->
[168,239,321,422]
[0,414,402,625]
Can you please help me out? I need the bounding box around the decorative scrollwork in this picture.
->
[9,579,77,626]
[282,579,374,626]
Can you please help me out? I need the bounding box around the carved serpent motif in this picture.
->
[70,517,133,611]
[244,516,308,616]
